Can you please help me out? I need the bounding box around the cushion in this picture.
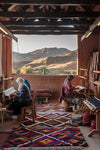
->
[82,112,91,126]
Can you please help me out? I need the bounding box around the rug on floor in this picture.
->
[3,146,84,150]
[36,103,64,113]
[3,110,88,148]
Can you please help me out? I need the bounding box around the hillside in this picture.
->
[12,48,77,75]
[25,50,77,67]
[13,47,70,62]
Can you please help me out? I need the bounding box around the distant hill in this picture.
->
[12,47,77,74]
[13,47,70,62]
[25,50,77,68]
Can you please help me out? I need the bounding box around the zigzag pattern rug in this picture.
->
[3,103,88,148]
[36,103,64,113]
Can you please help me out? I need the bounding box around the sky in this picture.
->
[12,34,77,54]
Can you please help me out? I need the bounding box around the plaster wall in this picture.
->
[78,34,98,70]
[12,73,79,100]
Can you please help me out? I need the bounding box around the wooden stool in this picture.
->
[20,92,37,122]
[63,96,72,105]
[64,106,73,112]
[63,96,73,112]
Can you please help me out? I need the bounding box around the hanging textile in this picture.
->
[88,49,100,88]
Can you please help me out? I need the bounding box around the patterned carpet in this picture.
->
[3,146,84,150]
[36,103,64,113]
[3,103,88,149]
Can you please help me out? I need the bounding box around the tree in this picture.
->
[16,70,20,73]
[20,66,26,73]
[20,65,32,74]
[12,68,16,73]
[26,66,32,73]
[71,70,73,75]
[40,67,50,75]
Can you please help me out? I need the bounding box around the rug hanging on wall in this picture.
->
[3,111,88,149]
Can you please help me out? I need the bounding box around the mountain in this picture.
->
[12,47,77,75]
[25,50,77,68]
[12,47,70,62]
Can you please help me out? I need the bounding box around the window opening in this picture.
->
[12,35,78,75]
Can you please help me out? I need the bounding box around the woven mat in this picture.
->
[3,146,84,150]
[3,103,88,149]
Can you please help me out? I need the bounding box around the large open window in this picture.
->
[12,35,78,75]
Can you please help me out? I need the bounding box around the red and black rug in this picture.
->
[3,103,88,148]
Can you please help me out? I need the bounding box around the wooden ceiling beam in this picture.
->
[2,19,94,26]
[81,16,100,41]
[11,31,85,35]
[0,11,99,18]
[0,0,100,5]
[7,26,88,31]
[8,4,17,11]
[0,21,18,42]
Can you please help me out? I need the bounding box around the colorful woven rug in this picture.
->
[36,103,64,113]
[3,146,84,150]
[3,108,88,148]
